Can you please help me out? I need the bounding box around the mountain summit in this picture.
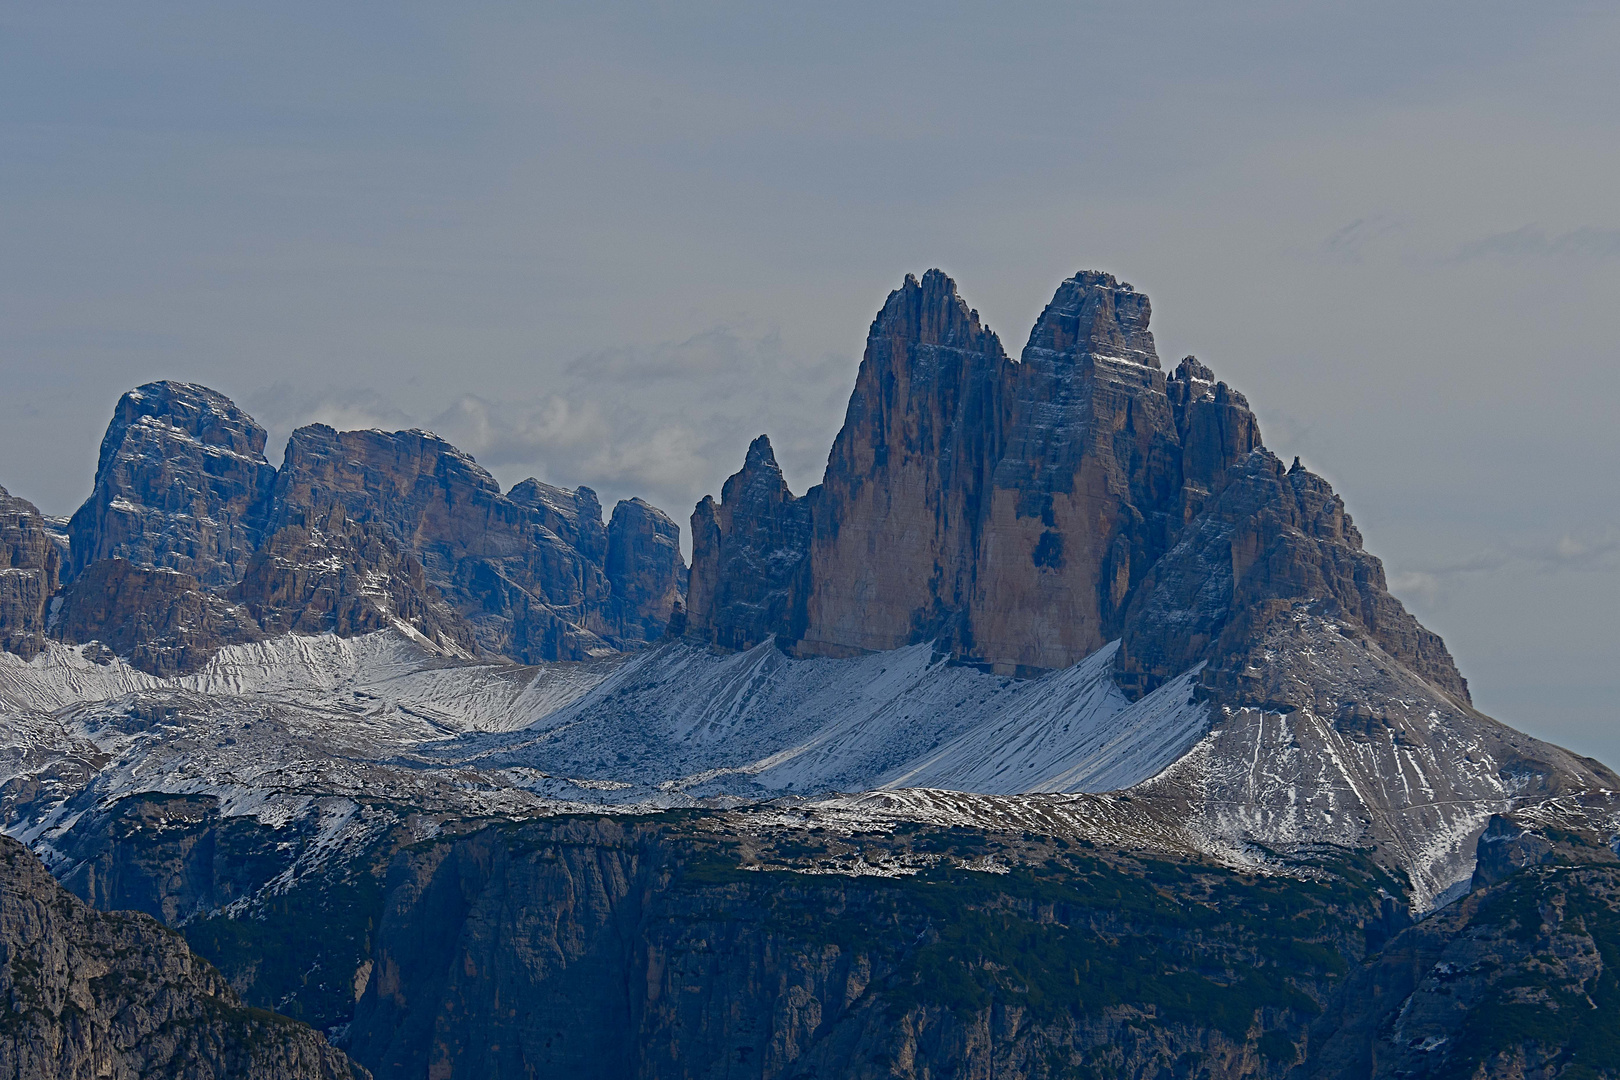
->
[1,270,1616,1079]
[689,269,1463,702]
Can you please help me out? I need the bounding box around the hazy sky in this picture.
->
[2,2,1616,764]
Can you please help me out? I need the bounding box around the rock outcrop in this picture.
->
[0,834,362,1080]
[686,435,811,651]
[270,425,683,662]
[1117,448,1471,706]
[688,270,1463,715]
[65,381,276,588]
[0,487,61,660]
[231,512,474,653]
[1306,799,1620,1079]
[601,497,686,647]
[12,384,685,672]
[51,559,266,677]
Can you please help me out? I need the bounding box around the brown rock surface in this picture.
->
[30,385,688,672]
[799,269,1009,660]
[686,270,1473,721]
[693,270,1272,677]
[230,511,475,653]
[685,435,811,651]
[65,381,275,588]
[271,425,619,661]
[0,834,362,1080]
[0,487,61,660]
[50,559,265,676]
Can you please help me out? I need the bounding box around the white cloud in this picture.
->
[1453,224,1620,262]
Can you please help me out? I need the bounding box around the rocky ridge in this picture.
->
[0,382,687,674]
[0,270,1615,1077]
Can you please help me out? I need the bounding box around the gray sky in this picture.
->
[2,2,1616,765]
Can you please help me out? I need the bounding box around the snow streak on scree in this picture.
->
[0,630,1212,810]
[12,627,1595,911]
[453,638,1212,799]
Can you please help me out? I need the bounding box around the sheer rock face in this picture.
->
[0,836,362,1080]
[230,513,475,654]
[694,270,1267,674]
[1116,449,1471,707]
[601,497,686,648]
[51,560,266,677]
[35,389,685,672]
[689,268,1469,717]
[270,425,657,661]
[0,487,61,660]
[798,269,1009,659]
[685,436,811,651]
[65,381,276,589]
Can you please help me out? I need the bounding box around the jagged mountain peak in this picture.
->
[743,432,779,470]
[8,382,687,674]
[873,268,1002,353]
[70,380,276,588]
[98,380,269,470]
[1022,269,1159,368]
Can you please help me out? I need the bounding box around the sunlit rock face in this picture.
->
[65,380,277,589]
[691,270,1280,675]
[30,383,686,674]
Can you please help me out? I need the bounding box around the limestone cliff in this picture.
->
[0,835,362,1080]
[689,270,1462,717]
[685,435,811,651]
[51,559,266,677]
[0,487,60,661]
[231,511,474,653]
[14,385,685,671]
[65,381,276,588]
[601,497,686,647]
[1117,448,1471,706]
[271,425,684,661]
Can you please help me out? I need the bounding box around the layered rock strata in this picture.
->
[270,425,617,661]
[232,512,474,653]
[51,559,266,677]
[65,381,276,587]
[1116,448,1470,704]
[0,835,361,1080]
[10,383,686,673]
[0,487,60,660]
[687,269,1462,713]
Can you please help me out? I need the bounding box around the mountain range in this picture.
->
[2,269,1616,1079]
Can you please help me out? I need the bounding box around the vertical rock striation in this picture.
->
[271,426,686,661]
[1116,449,1471,706]
[688,268,1466,714]
[601,497,686,647]
[685,435,811,651]
[65,381,276,588]
[799,269,1009,659]
[16,384,685,672]
[690,271,1273,672]
[0,487,61,660]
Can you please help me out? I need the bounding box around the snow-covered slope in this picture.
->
[455,638,1212,799]
[3,624,1613,913]
[0,633,621,733]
